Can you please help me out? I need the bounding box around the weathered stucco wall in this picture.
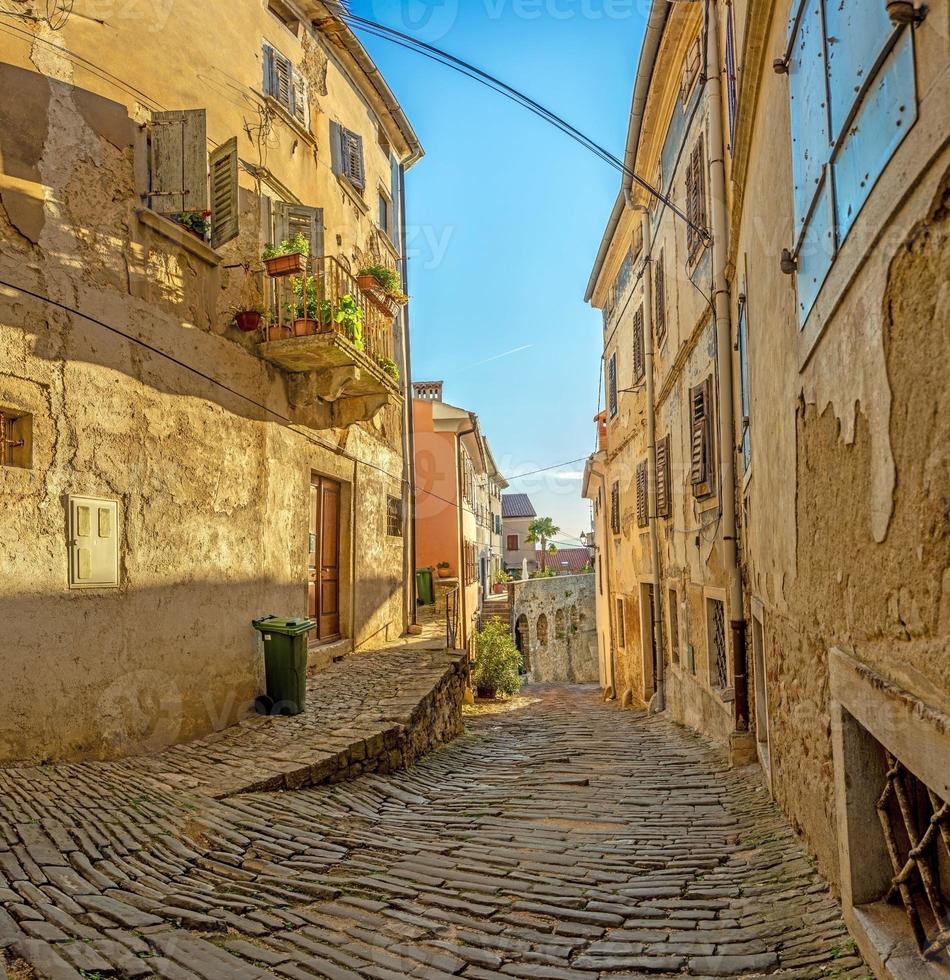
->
[0,9,412,763]
[513,574,598,684]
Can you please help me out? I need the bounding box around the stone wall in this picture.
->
[512,574,598,684]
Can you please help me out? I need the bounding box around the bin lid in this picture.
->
[252,616,317,636]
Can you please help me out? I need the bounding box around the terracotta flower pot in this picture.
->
[492,583,506,595]
[234,311,264,333]
[293,318,316,337]
[266,324,293,342]
[264,252,306,278]
[357,274,379,292]
[437,567,451,579]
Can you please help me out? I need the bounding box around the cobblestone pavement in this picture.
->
[0,685,868,979]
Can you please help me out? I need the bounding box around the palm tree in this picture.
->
[525,516,560,573]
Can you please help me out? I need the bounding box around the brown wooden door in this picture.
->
[308,476,341,641]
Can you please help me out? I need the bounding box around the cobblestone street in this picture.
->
[0,680,868,979]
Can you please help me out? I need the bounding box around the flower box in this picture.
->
[264,252,307,278]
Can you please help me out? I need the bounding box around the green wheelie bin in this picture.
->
[251,616,316,716]
[416,567,435,606]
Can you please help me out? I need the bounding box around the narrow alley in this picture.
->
[0,680,865,979]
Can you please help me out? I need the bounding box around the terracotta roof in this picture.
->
[536,548,594,574]
[502,494,536,519]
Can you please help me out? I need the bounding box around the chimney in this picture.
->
[412,381,444,401]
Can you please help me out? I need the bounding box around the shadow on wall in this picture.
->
[0,574,403,765]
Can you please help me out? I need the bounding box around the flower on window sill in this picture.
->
[173,209,212,239]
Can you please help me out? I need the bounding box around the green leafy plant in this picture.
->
[376,356,399,381]
[530,569,557,579]
[263,232,310,260]
[493,569,512,585]
[525,516,561,573]
[335,293,363,349]
[359,263,401,293]
[437,561,450,569]
[287,275,318,321]
[174,209,211,238]
[472,619,523,698]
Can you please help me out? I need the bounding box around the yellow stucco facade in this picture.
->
[0,1,422,762]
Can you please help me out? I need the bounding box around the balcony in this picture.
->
[258,256,401,416]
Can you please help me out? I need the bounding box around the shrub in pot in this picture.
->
[263,233,309,277]
[436,561,451,579]
[233,305,267,333]
[472,619,522,699]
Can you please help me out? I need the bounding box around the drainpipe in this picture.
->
[398,163,418,628]
[599,468,619,700]
[706,0,749,733]
[637,206,666,713]
[456,426,476,651]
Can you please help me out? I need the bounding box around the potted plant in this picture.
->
[334,293,364,349]
[491,569,511,595]
[472,619,522,700]
[232,304,268,333]
[173,209,212,240]
[263,233,309,278]
[376,355,399,382]
[436,561,451,579]
[357,264,407,317]
[286,275,319,336]
[265,322,293,342]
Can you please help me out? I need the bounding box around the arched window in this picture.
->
[555,608,565,639]
[515,615,530,672]
[537,614,548,646]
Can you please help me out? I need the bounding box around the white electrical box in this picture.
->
[68,495,120,589]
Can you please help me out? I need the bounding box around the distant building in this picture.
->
[538,548,594,576]
[501,494,537,575]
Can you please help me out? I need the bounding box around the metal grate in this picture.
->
[386,495,402,536]
[711,599,727,689]
[0,411,24,468]
[876,755,950,961]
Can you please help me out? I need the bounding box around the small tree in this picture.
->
[525,516,561,573]
[472,619,522,698]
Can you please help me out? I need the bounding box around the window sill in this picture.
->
[136,209,221,266]
[336,174,369,214]
[262,96,316,147]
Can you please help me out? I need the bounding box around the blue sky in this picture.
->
[350,0,645,543]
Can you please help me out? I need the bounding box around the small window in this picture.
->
[610,481,620,536]
[656,434,672,518]
[632,306,645,383]
[615,598,625,648]
[0,408,31,469]
[707,597,728,690]
[668,588,680,664]
[681,36,702,106]
[377,125,391,157]
[506,534,518,551]
[686,136,708,262]
[635,459,649,529]
[690,376,715,499]
[378,190,390,236]
[262,42,309,128]
[267,0,300,34]
[386,495,403,536]
[607,353,618,418]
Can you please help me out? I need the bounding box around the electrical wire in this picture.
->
[339,10,710,244]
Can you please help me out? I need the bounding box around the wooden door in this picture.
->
[308,476,341,641]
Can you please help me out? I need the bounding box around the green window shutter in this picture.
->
[149,109,208,214]
[210,137,240,249]
[633,306,645,382]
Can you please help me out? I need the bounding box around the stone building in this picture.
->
[412,382,506,649]
[512,574,598,685]
[583,0,949,973]
[0,0,422,762]
[502,492,538,575]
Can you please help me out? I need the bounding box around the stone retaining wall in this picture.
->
[512,574,599,684]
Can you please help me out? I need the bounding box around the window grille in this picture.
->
[876,755,950,961]
[0,410,27,468]
[632,306,645,383]
[686,135,708,262]
[386,495,402,536]
[668,589,680,664]
[709,598,727,689]
[610,481,620,535]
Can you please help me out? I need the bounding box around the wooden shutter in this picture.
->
[654,251,666,342]
[636,460,648,528]
[610,481,620,535]
[690,378,713,491]
[265,43,294,113]
[149,109,208,213]
[210,137,240,248]
[656,435,671,518]
[695,135,707,238]
[276,203,324,258]
[342,128,365,189]
[633,306,645,382]
[607,354,618,417]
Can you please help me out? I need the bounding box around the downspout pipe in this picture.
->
[706,0,749,732]
[398,163,417,628]
[637,206,666,713]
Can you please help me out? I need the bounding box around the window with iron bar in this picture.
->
[386,495,402,536]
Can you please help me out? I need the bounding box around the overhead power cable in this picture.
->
[337,9,710,244]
